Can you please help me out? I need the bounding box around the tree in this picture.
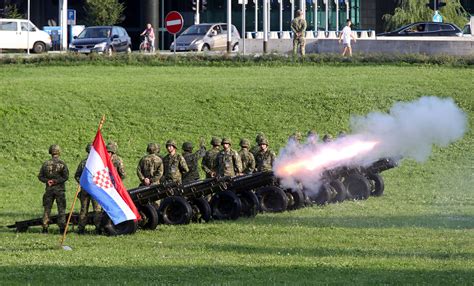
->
[383,0,469,32]
[84,0,125,26]
[3,4,25,19]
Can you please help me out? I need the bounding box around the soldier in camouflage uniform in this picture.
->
[107,141,126,179]
[182,139,206,184]
[322,134,333,143]
[255,138,276,172]
[238,138,255,174]
[202,137,221,178]
[137,143,163,186]
[162,140,189,185]
[307,130,319,145]
[215,138,243,177]
[250,132,266,158]
[38,144,69,233]
[291,10,307,57]
[75,143,101,234]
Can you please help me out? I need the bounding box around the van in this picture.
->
[462,16,474,37]
[0,19,52,53]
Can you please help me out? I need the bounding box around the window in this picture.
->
[112,27,120,37]
[440,24,455,31]
[21,22,36,32]
[0,21,17,31]
[427,24,441,32]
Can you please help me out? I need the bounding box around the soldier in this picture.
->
[162,140,189,185]
[291,9,307,57]
[338,131,347,138]
[322,134,333,143]
[307,130,319,145]
[136,143,163,186]
[255,138,276,172]
[182,139,206,184]
[215,138,242,177]
[250,132,266,158]
[75,143,101,234]
[38,144,69,234]
[289,131,303,144]
[107,141,126,179]
[202,137,221,178]
[238,138,256,174]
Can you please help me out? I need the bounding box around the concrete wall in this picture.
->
[240,38,474,56]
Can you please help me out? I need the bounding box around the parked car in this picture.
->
[69,26,131,55]
[169,23,240,52]
[462,16,474,37]
[377,22,462,37]
[0,18,52,53]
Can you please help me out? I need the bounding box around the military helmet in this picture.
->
[106,141,118,154]
[307,130,317,137]
[210,137,221,146]
[239,138,250,148]
[165,139,177,148]
[255,132,266,143]
[338,131,347,138]
[182,142,193,152]
[322,134,333,143]
[49,144,61,155]
[147,143,159,154]
[221,138,232,145]
[258,138,269,146]
[85,143,92,153]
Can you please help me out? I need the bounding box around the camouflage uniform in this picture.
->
[255,139,276,172]
[137,143,163,186]
[37,145,69,232]
[215,138,243,177]
[238,139,256,174]
[107,142,126,179]
[202,137,221,178]
[75,144,102,233]
[163,140,189,185]
[291,11,307,57]
[182,141,206,184]
[250,133,266,158]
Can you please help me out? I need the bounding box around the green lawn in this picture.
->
[0,64,473,284]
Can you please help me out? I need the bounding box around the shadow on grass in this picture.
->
[0,265,470,284]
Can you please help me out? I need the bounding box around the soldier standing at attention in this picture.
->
[75,143,101,234]
[202,137,221,178]
[38,144,69,234]
[137,143,163,186]
[162,140,189,185]
[238,138,256,175]
[291,9,307,57]
[215,138,243,177]
[107,141,126,179]
[255,138,276,172]
[182,139,206,184]
[250,133,266,158]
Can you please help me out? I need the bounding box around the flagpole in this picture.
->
[59,115,106,249]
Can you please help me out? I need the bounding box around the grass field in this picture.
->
[0,63,473,284]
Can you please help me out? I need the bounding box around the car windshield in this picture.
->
[77,27,111,39]
[181,24,212,36]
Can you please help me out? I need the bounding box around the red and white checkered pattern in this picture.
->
[93,168,113,189]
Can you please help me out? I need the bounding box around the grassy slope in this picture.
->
[0,65,473,284]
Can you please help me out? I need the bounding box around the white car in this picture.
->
[0,19,52,53]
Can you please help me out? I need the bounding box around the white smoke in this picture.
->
[274,96,468,191]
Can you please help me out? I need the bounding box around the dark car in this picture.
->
[69,26,132,55]
[377,22,462,37]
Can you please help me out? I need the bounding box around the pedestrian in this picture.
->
[215,138,243,177]
[162,140,189,185]
[291,9,307,57]
[255,138,276,172]
[182,139,206,184]
[238,138,256,174]
[38,144,69,234]
[140,23,155,52]
[339,19,356,57]
[202,137,221,178]
[75,143,101,234]
[106,141,126,179]
[136,143,163,186]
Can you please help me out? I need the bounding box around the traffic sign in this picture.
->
[67,9,76,25]
[165,11,184,34]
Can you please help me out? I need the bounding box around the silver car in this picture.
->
[170,23,240,52]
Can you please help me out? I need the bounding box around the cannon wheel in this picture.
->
[367,173,385,197]
[286,188,305,210]
[330,179,347,203]
[158,196,193,225]
[138,204,159,230]
[238,190,259,218]
[101,215,138,236]
[312,183,332,206]
[191,197,212,223]
[344,173,371,200]
[256,186,288,212]
[210,191,242,220]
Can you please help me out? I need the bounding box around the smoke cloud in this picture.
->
[274,96,468,191]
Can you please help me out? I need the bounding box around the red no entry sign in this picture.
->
[165,11,184,34]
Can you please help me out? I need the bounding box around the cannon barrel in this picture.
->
[365,158,398,174]
[224,171,277,192]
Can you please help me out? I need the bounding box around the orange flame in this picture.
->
[277,140,378,177]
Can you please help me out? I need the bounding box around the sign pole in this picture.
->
[227,0,232,53]
[173,34,176,55]
[27,0,30,55]
[242,0,246,55]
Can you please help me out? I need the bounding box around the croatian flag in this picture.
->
[80,129,141,225]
